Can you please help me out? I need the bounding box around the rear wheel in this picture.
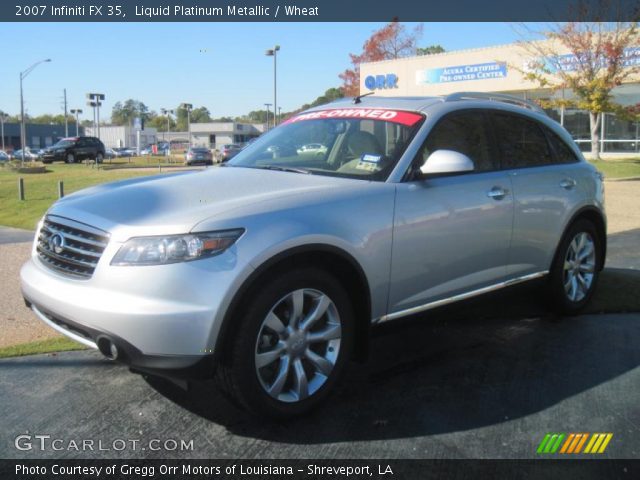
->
[548,219,601,315]
[216,267,354,418]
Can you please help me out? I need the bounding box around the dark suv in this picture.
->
[41,137,106,164]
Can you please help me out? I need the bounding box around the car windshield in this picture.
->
[191,148,209,153]
[228,108,424,180]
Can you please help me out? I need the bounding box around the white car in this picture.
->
[297,143,328,155]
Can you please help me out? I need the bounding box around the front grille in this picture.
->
[37,215,110,279]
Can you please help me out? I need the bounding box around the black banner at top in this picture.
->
[2,0,640,22]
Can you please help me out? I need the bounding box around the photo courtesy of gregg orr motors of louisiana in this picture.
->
[15,463,391,477]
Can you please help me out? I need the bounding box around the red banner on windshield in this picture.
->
[283,108,424,127]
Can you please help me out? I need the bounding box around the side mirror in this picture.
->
[420,149,474,176]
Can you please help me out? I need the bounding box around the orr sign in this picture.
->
[364,74,398,90]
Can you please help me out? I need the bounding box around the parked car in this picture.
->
[11,148,40,161]
[113,147,137,157]
[41,137,106,164]
[105,148,118,159]
[21,93,606,418]
[219,144,242,162]
[0,150,9,162]
[297,143,327,156]
[185,147,213,165]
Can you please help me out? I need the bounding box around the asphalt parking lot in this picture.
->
[1,294,639,459]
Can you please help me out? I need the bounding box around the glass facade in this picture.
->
[506,84,640,153]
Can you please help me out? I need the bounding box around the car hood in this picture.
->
[47,167,373,241]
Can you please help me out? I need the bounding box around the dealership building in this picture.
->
[360,41,640,155]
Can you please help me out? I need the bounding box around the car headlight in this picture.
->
[111,229,244,266]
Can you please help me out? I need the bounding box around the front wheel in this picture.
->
[548,219,601,315]
[65,153,75,164]
[216,267,354,418]
[95,152,104,164]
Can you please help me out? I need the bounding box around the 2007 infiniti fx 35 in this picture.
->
[21,93,606,418]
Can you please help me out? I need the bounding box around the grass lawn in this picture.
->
[0,337,85,359]
[589,158,640,179]
[0,163,177,230]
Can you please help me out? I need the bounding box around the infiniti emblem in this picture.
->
[48,233,65,254]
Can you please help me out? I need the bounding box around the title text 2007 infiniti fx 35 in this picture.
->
[21,94,606,417]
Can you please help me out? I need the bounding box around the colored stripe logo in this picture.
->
[537,433,613,454]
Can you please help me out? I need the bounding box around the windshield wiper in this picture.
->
[255,165,312,174]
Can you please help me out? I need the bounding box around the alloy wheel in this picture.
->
[254,288,342,403]
[563,231,596,302]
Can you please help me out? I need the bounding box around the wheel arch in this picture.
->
[552,205,607,272]
[214,244,372,364]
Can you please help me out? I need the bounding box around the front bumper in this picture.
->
[24,298,215,378]
[20,239,251,374]
[41,152,64,161]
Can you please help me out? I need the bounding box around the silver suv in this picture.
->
[21,93,606,418]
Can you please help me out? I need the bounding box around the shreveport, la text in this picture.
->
[16,464,393,477]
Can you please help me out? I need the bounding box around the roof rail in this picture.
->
[443,92,546,114]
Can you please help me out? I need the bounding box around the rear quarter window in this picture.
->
[544,127,580,164]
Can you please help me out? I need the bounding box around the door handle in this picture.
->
[487,186,508,200]
[560,178,577,190]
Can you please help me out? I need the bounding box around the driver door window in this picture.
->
[417,110,497,173]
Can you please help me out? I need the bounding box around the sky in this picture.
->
[0,22,539,120]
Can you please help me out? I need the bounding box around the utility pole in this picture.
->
[63,88,68,137]
[0,111,7,151]
[180,103,193,147]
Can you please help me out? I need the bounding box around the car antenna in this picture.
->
[353,92,374,104]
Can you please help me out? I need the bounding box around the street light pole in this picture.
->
[70,109,83,136]
[19,58,51,166]
[264,103,272,130]
[265,45,280,128]
[86,93,105,139]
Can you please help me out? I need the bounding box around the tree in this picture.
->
[417,45,445,55]
[111,99,151,126]
[148,115,176,132]
[515,20,640,159]
[339,20,423,96]
[175,105,211,130]
[30,114,72,125]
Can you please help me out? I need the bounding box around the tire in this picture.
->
[216,267,354,418]
[65,153,75,164]
[548,219,602,315]
[96,152,104,164]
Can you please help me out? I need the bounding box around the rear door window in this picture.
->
[491,112,553,169]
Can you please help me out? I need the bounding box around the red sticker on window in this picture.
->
[282,108,423,127]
